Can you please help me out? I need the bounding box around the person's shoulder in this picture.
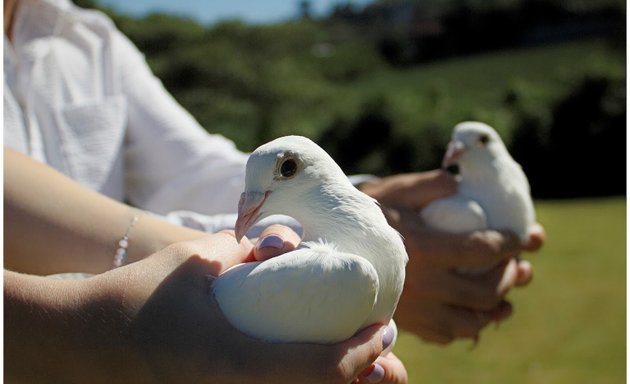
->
[64,0,117,32]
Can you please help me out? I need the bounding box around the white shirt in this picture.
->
[4,0,257,233]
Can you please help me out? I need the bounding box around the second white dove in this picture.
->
[421,121,536,272]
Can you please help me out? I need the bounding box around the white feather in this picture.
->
[213,246,379,343]
[421,196,487,233]
[213,135,408,343]
[421,122,536,271]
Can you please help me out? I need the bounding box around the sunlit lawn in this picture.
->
[395,197,626,383]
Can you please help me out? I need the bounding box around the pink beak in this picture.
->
[442,141,465,168]
[235,191,270,242]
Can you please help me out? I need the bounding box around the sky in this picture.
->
[93,0,374,25]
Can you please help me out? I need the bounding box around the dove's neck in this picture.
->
[299,184,389,252]
[460,155,521,189]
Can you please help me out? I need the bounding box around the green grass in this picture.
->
[395,197,626,383]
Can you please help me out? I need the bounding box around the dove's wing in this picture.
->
[421,195,488,233]
[422,196,505,274]
[212,243,379,343]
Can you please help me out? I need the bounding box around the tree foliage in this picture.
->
[80,0,625,197]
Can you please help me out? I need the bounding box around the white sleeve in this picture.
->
[116,31,248,217]
[160,211,303,239]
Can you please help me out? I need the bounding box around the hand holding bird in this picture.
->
[420,121,537,274]
[212,135,408,345]
[356,122,544,344]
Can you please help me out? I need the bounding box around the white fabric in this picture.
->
[3,0,369,237]
[3,0,255,233]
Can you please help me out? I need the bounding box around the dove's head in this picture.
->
[235,135,350,241]
[442,121,510,176]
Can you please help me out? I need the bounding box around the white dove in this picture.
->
[212,135,408,344]
[421,121,535,271]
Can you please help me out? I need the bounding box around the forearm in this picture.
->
[3,270,151,383]
[4,149,207,275]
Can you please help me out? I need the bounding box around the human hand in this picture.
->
[359,171,545,344]
[392,216,544,344]
[249,224,303,261]
[354,351,408,384]
[252,226,409,383]
[359,169,458,211]
[89,231,405,383]
[255,225,408,383]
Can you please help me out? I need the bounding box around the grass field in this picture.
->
[394,197,626,383]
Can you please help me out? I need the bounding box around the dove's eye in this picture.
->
[478,134,490,146]
[279,157,299,178]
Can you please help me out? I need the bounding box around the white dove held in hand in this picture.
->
[212,135,408,344]
[421,122,536,272]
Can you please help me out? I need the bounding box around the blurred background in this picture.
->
[80,0,625,382]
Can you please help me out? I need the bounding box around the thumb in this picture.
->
[253,224,301,261]
[337,324,386,382]
[357,352,408,384]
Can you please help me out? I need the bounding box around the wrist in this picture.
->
[82,269,156,382]
[123,213,206,266]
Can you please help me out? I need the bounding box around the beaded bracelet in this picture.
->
[112,210,143,268]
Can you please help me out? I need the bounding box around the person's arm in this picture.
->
[359,169,459,211]
[4,148,407,382]
[359,170,545,343]
[4,233,400,384]
[3,269,152,383]
[110,28,249,217]
[4,148,209,275]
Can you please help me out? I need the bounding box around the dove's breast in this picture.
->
[464,178,534,242]
[421,195,488,233]
[212,244,380,343]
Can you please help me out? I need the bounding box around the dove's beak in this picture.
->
[235,191,270,242]
[442,140,465,168]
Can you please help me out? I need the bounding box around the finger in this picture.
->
[410,305,493,343]
[495,257,519,295]
[441,305,495,340]
[253,224,301,261]
[411,227,521,269]
[334,324,386,383]
[393,170,458,209]
[418,328,455,345]
[218,229,258,263]
[487,300,513,323]
[522,223,546,251]
[514,259,534,286]
[171,232,255,275]
[356,352,408,384]
[362,170,457,210]
[413,267,508,311]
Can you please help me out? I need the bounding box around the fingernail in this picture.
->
[257,234,284,250]
[382,325,395,350]
[362,363,385,383]
[206,274,217,282]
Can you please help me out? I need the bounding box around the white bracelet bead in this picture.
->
[112,211,142,268]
